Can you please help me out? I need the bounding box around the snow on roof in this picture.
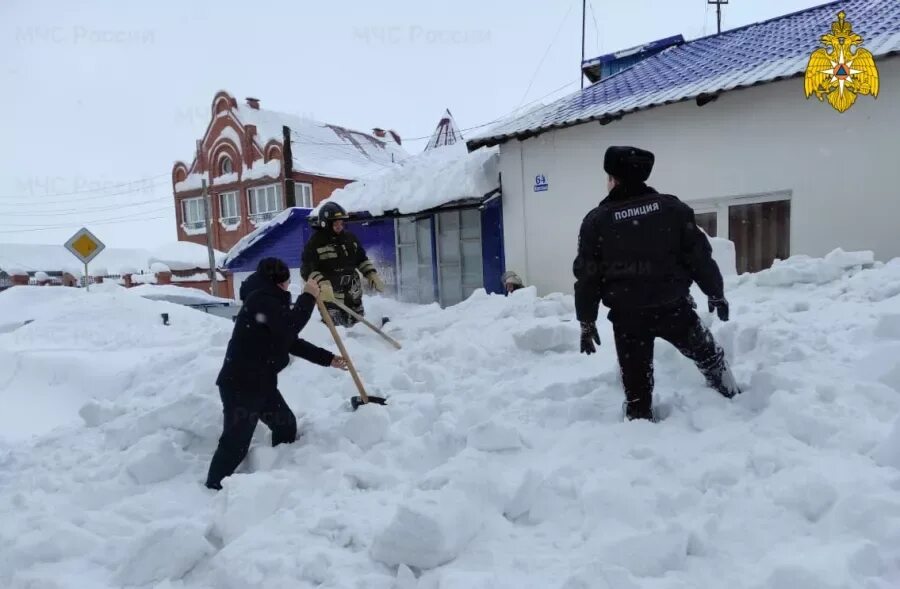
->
[424,109,463,152]
[468,0,900,148]
[234,103,409,180]
[223,207,302,267]
[148,241,226,271]
[0,243,151,276]
[174,171,209,193]
[311,143,500,217]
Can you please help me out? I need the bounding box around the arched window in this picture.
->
[220,156,233,175]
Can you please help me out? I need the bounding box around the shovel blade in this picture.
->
[351,395,388,410]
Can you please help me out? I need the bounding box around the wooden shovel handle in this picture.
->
[331,300,402,350]
[316,297,369,403]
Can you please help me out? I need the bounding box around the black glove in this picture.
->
[708,297,729,321]
[580,321,601,355]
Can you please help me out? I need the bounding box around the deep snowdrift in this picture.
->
[2,251,900,588]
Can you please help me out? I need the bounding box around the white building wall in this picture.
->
[500,55,900,296]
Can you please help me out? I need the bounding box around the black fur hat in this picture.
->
[256,257,290,284]
[604,146,655,184]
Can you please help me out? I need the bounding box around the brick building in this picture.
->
[171,91,408,252]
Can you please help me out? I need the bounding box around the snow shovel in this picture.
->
[316,297,387,410]
[330,299,401,350]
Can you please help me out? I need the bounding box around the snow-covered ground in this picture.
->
[2,251,900,588]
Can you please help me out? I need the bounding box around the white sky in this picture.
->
[0,0,826,249]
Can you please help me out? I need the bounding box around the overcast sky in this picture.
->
[0,0,826,249]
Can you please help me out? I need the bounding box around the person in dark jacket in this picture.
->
[205,257,347,490]
[573,146,741,421]
[301,202,385,327]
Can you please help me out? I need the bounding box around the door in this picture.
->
[436,209,483,307]
[396,217,436,304]
[728,200,790,273]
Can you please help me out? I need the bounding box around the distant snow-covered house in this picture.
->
[171,91,409,253]
[466,0,900,295]
[223,140,505,307]
[0,243,151,289]
[147,241,230,294]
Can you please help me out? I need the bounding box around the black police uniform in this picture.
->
[573,146,740,420]
[301,204,379,327]
[206,266,334,490]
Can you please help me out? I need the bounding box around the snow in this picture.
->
[235,104,409,180]
[127,284,234,305]
[7,267,28,277]
[150,262,171,273]
[172,271,226,283]
[34,271,50,282]
[244,158,281,181]
[0,242,151,275]
[175,171,210,192]
[148,241,226,271]
[3,251,900,587]
[215,171,239,184]
[312,143,500,216]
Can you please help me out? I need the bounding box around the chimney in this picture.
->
[372,127,386,138]
[246,97,260,110]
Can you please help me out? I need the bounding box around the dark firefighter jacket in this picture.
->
[300,228,376,296]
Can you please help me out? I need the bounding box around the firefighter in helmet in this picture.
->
[301,202,385,326]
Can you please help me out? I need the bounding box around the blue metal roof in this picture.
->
[469,0,900,149]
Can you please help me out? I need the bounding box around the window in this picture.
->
[247,184,282,223]
[220,156,233,175]
[297,182,313,208]
[695,212,717,237]
[728,200,791,274]
[181,197,206,231]
[219,191,239,227]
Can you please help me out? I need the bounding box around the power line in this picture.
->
[0,173,169,200]
[589,0,602,55]
[0,205,173,229]
[0,213,171,234]
[0,179,170,206]
[0,195,172,216]
[516,0,578,113]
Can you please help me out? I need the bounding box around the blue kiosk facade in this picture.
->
[224,194,505,307]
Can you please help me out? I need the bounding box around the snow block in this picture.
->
[560,563,639,589]
[511,320,579,353]
[755,255,845,287]
[599,529,689,577]
[504,470,542,520]
[370,488,483,570]
[114,522,214,586]
[770,471,838,522]
[79,400,126,427]
[873,415,900,469]
[874,314,900,340]
[466,420,522,452]
[825,247,875,270]
[709,236,737,276]
[342,403,391,449]
[125,436,188,485]
[214,472,294,544]
[763,565,839,589]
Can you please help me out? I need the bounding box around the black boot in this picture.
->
[624,398,653,421]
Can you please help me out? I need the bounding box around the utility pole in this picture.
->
[581,0,587,89]
[201,178,219,297]
[708,0,728,35]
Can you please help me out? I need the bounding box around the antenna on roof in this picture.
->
[581,0,587,89]
[707,0,729,35]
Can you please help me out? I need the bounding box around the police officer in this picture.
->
[573,146,741,421]
[301,202,385,327]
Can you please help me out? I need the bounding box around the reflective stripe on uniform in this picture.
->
[358,260,375,275]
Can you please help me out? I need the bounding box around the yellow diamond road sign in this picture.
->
[64,227,105,264]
